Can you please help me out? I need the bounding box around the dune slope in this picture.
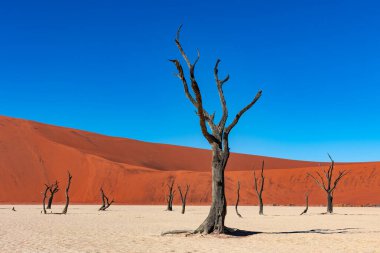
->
[0,115,379,206]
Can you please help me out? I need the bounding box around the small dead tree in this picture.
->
[99,187,114,211]
[42,184,50,214]
[99,187,106,210]
[178,184,190,214]
[166,179,175,211]
[300,192,309,215]
[235,181,242,218]
[62,171,72,214]
[47,180,59,209]
[170,26,262,234]
[307,154,349,214]
[253,161,265,215]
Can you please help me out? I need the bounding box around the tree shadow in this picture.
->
[269,228,359,235]
[226,227,360,237]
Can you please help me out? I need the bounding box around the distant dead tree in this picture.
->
[166,179,175,211]
[307,154,349,214]
[235,181,242,218]
[99,187,114,211]
[300,192,310,215]
[61,171,72,214]
[169,26,262,234]
[42,184,50,214]
[178,184,190,214]
[253,161,265,215]
[47,180,59,209]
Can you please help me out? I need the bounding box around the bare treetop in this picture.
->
[307,154,349,213]
[307,154,349,194]
[170,25,262,149]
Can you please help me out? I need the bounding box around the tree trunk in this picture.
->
[195,149,228,234]
[42,185,49,214]
[62,172,72,214]
[259,198,264,215]
[327,193,333,213]
[300,194,309,215]
[99,188,106,211]
[166,179,175,211]
[47,195,54,209]
[235,181,242,218]
[167,198,173,211]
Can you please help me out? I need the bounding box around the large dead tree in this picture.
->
[166,180,175,211]
[253,161,265,215]
[47,180,59,209]
[99,187,114,211]
[307,154,349,214]
[300,192,309,215]
[170,26,262,234]
[178,184,190,214]
[42,184,50,214]
[235,181,242,218]
[62,171,72,214]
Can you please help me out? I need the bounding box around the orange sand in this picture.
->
[0,115,379,206]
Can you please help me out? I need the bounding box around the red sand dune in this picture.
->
[0,115,379,206]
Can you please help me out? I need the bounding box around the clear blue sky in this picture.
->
[1,0,380,162]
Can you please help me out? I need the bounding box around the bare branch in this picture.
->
[315,171,327,191]
[330,170,349,193]
[175,24,191,68]
[260,161,265,194]
[214,59,229,129]
[253,170,259,194]
[307,172,327,191]
[225,90,262,135]
[171,27,219,144]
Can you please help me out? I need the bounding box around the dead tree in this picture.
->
[170,26,262,234]
[99,187,114,211]
[235,181,242,218]
[300,192,309,215]
[47,180,59,209]
[253,161,265,215]
[62,171,72,214]
[99,187,106,210]
[166,180,175,211]
[42,184,50,214]
[307,154,349,214]
[178,184,190,214]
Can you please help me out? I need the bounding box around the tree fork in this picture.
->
[178,184,190,214]
[47,180,59,209]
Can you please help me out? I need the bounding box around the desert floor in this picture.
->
[0,205,379,253]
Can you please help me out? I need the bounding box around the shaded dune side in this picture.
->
[0,115,379,206]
